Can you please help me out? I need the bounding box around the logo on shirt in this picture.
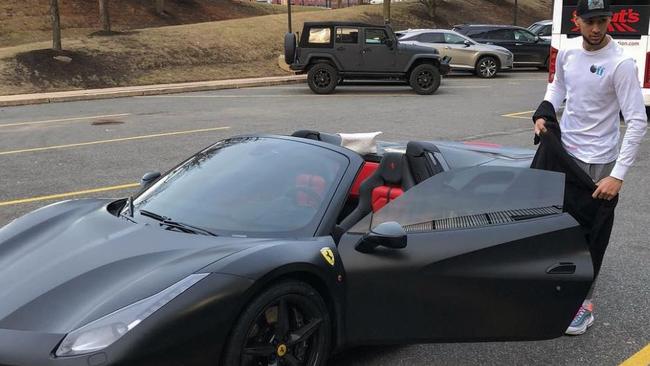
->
[590,64,605,77]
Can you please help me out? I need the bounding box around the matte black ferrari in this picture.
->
[0,131,594,366]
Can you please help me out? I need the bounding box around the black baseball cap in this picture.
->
[576,0,613,19]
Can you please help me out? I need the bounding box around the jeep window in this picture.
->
[308,27,331,45]
[444,33,468,44]
[418,32,445,43]
[336,27,359,44]
[365,29,389,45]
[514,29,536,42]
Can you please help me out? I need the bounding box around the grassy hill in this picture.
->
[0,0,551,95]
[0,0,321,47]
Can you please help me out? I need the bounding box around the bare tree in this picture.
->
[155,0,165,14]
[99,0,111,32]
[50,0,62,50]
[382,0,390,23]
[419,0,440,20]
[337,0,342,8]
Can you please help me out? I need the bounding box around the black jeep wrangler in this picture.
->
[284,22,451,95]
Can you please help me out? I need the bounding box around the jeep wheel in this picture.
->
[476,56,498,78]
[308,63,338,94]
[409,64,440,95]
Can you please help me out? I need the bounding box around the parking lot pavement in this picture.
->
[0,70,648,365]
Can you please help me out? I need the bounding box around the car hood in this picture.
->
[0,199,274,333]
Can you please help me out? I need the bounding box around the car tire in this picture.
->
[307,63,338,94]
[222,280,331,366]
[476,56,498,78]
[408,64,441,95]
[284,33,297,64]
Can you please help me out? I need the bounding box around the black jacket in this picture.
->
[531,101,618,276]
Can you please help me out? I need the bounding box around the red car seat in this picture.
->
[338,152,415,233]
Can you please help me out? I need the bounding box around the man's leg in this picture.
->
[565,158,615,335]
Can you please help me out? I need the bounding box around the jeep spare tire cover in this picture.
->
[284,33,297,64]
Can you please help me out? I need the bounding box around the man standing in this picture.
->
[534,0,647,335]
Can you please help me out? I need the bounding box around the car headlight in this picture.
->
[55,273,209,357]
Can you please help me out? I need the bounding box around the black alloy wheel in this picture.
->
[409,64,441,95]
[307,63,338,94]
[222,281,331,366]
[476,56,498,78]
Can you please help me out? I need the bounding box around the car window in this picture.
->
[528,24,543,34]
[418,32,445,43]
[348,166,565,234]
[336,27,359,44]
[444,33,467,44]
[365,28,389,45]
[487,29,515,40]
[514,29,537,42]
[133,137,349,237]
[308,27,331,44]
[539,25,552,37]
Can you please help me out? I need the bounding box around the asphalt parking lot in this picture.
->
[0,70,648,365]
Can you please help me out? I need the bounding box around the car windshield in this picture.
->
[131,137,349,237]
[350,166,565,233]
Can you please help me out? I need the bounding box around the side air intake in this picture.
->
[403,206,562,232]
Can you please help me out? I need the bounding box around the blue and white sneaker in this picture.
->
[565,302,594,335]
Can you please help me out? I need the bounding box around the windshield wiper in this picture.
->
[139,209,218,237]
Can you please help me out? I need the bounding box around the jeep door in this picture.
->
[361,28,397,72]
[338,166,593,345]
[334,27,362,71]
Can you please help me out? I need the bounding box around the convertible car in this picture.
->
[0,131,594,366]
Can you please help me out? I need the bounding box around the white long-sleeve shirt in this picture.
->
[544,37,647,180]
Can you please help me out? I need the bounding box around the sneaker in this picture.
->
[565,302,595,335]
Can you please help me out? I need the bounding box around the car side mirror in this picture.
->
[384,38,394,48]
[463,40,471,47]
[140,171,161,189]
[355,221,407,253]
[535,35,541,43]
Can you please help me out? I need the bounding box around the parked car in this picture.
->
[528,19,552,41]
[0,130,596,366]
[397,29,514,78]
[284,22,451,94]
[453,24,551,69]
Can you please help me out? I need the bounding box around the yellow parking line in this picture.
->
[620,344,650,366]
[0,113,131,128]
[0,183,139,207]
[502,110,536,120]
[0,126,230,156]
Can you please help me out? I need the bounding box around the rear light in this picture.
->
[643,52,650,88]
[548,46,558,83]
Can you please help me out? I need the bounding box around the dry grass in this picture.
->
[0,0,321,47]
[0,0,551,95]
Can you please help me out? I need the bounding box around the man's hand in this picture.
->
[593,176,623,200]
[534,118,548,136]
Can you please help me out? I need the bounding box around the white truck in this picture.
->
[549,0,650,108]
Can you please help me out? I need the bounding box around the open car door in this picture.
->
[338,166,593,345]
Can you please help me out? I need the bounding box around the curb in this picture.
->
[0,75,307,107]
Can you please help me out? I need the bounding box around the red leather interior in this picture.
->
[350,162,379,197]
[371,186,403,212]
[296,174,326,206]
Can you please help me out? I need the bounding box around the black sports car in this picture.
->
[0,131,594,366]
